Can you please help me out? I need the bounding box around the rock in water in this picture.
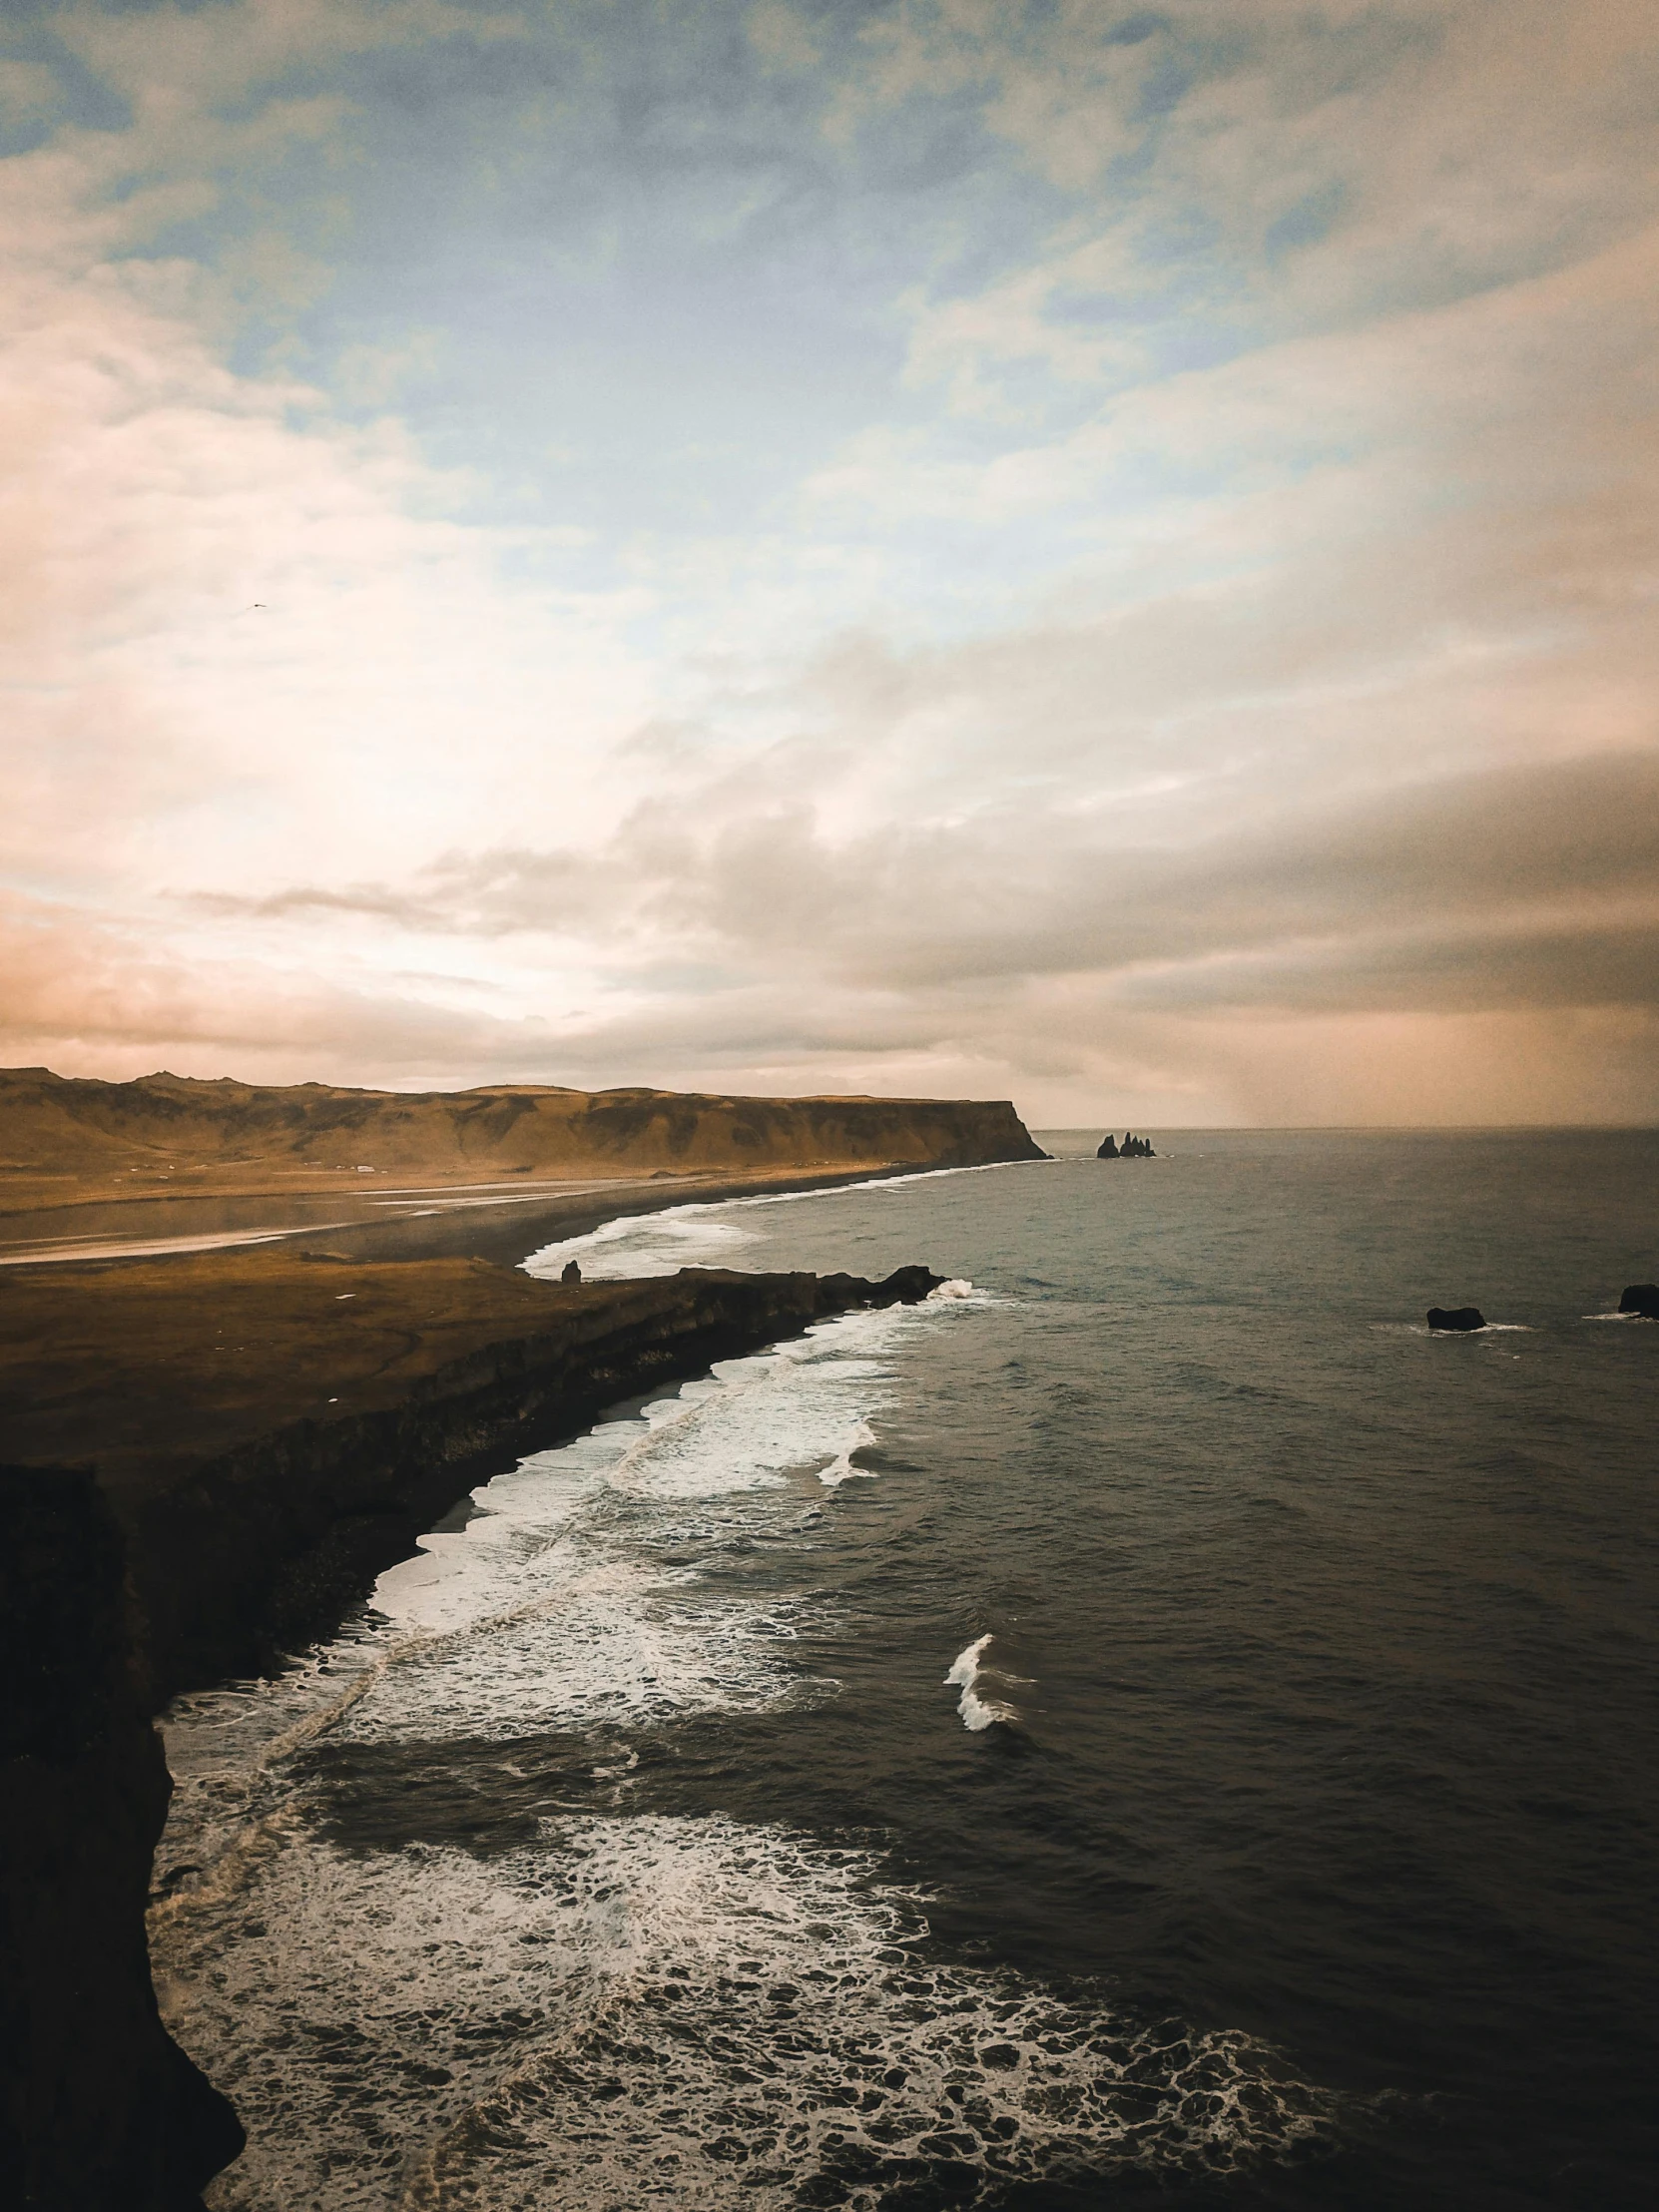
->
[1096,1134,1119,1158]
[561,1260,581,1285]
[1618,1283,1659,1317]
[1427,1306,1486,1332]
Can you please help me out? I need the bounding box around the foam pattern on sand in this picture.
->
[156,1301,926,1889]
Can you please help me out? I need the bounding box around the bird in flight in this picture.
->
[236,602,269,616]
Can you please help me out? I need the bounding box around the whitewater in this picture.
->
[151,1130,1658,2210]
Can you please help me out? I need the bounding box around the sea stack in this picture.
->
[1427,1306,1486,1332]
[1096,1132,1155,1159]
[1617,1284,1659,1318]
[1095,1133,1119,1158]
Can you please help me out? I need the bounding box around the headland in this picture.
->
[0,1067,1044,1225]
[1,1071,1043,2207]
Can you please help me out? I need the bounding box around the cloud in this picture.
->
[189,734,1659,1119]
[0,114,653,897]
[2,0,1657,1123]
[0,886,563,1081]
[51,0,531,115]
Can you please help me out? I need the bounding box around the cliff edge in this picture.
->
[1,1468,245,2210]
[1,1250,946,2204]
[2,1249,947,1702]
[0,1069,1044,1210]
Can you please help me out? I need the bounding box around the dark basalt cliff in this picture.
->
[1,1251,942,2205]
[1096,1132,1156,1159]
[1,1469,245,2210]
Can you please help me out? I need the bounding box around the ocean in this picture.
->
[150,1129,1659,2210]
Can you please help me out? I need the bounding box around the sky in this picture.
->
[3,0,1657,1125]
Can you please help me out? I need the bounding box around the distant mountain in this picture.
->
[0,1067,1046,1182]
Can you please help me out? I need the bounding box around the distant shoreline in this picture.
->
[0,1159,1004,1270]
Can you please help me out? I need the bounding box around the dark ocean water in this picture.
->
[153,1130,1659,2211]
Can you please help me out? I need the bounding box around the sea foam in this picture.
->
[944,1633,1025,1732]
[521,1157,1037,1284]
[158,1813,1337,2212]
[149,1264,1337,2210]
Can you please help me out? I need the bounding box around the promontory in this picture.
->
[0,1073,1045,2208]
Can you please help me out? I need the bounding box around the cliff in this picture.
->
[0,1067,1044,1210]
[0,1256,946,1698]
[2,1248,945,1702]
[1,1248,944,2204]
[1,1468,244,2209]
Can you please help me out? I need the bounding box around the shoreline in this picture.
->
[0,1079,1048,2203]
[3,1250,945,2210]
[0,1072,1047,1238]
[4,1250,949,1705]
[0,1160,987,1270]
[0,1103,1047,2208]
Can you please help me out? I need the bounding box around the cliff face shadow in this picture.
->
[0,1467,245,2210]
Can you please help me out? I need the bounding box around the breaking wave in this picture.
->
[944,1633,1026,1733]
[150,1261,1340,2210]
[524,1209,763,1280]
[522,1160,1039,1284]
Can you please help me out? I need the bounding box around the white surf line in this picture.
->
[714,1153,1048,1212]
[157,1303,916,1899]
[522,1155,1046,1276]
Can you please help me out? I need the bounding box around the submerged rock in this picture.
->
[1427,1306,1486,1333]
[1618,1283,1659,1318]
